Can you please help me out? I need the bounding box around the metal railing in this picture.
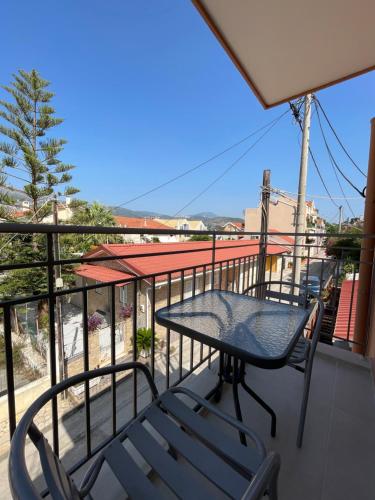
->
[0,222,372,479]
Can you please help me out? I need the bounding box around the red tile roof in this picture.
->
[80,240,289,283]
[334,279,358,341]
[115,216,171,230]
[268,228,295,245]
[75,264,133,286]
[224,221,244,230]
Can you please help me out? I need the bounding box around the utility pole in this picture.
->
[257,169,270,296]
[52,196,66,388]
[338,205,343,233]
[292,94,312,289]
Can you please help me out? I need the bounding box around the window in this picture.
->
[95,281,103,294]
[120,286,128,304]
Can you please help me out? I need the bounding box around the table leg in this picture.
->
[240,361,276,437]
[232,358,247,446]
[193,352,224,412]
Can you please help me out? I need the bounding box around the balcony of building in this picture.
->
[0,223,374,499]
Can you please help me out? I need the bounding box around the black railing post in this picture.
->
[110,284,116,435]
[211,232,216,289]
[47,232,59,456]
[4,305,16,439]
[151,277,156,380]
[132,281,138,417]
[166,273,171,390]
[82,289,91,458]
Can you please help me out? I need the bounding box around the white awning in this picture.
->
[193,0,375,108]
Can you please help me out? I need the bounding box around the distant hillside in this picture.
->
[109,206,243,230]
[110,207,172,219]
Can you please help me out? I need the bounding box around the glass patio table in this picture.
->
[156,289,310,443]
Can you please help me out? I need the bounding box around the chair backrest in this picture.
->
[9,362,159,499]
[28,423,81,500]
[243,280,325,354]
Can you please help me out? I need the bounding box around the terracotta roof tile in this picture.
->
[334,279,358,341]
[114,216,171,230]
[82,240,289,283]
[75,264,133,285]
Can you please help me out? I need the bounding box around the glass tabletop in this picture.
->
[156,290,310,368]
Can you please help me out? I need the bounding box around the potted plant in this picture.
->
[136,327,158,359]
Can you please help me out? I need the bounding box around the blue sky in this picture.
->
[2,0,374,221]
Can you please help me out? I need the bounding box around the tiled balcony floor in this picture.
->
[198,346,375,500]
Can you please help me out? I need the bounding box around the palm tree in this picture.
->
[64,201,120,254]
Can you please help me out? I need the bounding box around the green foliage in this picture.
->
[0,333,24,369]
[136,327,158,357]
[325,222,338,235]
[0,69,79,222]
[188,234,212,241]
[0,233,48,299]
[62,201,121,255]
[326,237,361,262]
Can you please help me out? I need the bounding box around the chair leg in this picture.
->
[296,362,313,448]
[268,469,279,500]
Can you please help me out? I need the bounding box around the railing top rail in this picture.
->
[0,222,372,239]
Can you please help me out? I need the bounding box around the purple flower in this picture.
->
[120,304,133,319]
[87,313,103,333]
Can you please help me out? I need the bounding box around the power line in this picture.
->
[268,187,362,200]
[314,97,366,177]
[112,109,290,211]
[173,111,287,216]
[289,100,340,209]
[314,101,356,218]
[313,101,365,198]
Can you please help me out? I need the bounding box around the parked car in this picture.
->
[300,275,322,296]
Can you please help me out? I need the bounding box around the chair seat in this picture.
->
[82,388,267,500]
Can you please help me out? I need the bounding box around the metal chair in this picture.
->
[243,281,324,448]
[9,362,280,499]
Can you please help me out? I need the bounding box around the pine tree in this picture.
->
[0,70,80,335]
[0,69,79,222]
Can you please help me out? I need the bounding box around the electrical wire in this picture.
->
[267,186,362,200]
[314,101,356,218]
[289,99,340,209]
[313,102,365,198]
[112,109,290,210]
[173,110,287,216]
[314,97,366,177]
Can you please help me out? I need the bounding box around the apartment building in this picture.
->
[155,218,207,241]
[219,221,245,240]
[245,195,324,254]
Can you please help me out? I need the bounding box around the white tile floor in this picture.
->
[202,346,375,500]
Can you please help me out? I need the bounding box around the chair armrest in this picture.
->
[241,451,281,500]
